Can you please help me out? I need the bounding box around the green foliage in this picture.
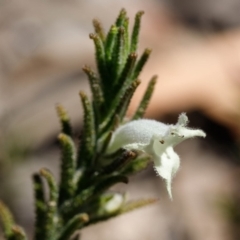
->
[57,214,88,240]
[0,201,27,240]
[0,201,15,238]
[120,198,158,214]
[133,75,157,120]
[78,91,96,168]
[56,104,72,137]
[33,174,47,240]
[0,9,157,240]
[58,133,76,205]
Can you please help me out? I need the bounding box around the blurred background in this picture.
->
[1,0,240,239]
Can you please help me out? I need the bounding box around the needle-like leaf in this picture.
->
[131,48,151,80]
[33,174,47,240]
[89,33,106,83]
[58,133,76,206]
[56,104,72,137]
[0,201,15,239]
[82,66,104,120]
[57,214,89,240]
[132,75,157,119]
[93,19,105,42]
[130,11,144,52]
[39,168,58,240]
[77,92,96,168]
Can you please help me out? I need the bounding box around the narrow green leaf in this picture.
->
[114,79,140,122]
[82,66,104,119]
[58,133,76,206]
[116,52,137,89]
[85,198,157,227]
[0,201,14,239]
[83,213,116,226]
[39,168,58,240]
[132,75,157,120]
[105,25,118,63]
[99,79,140,133]
[56,104,72,137]
[32,174,47,240]
[40,168,58,203]
[115,9,127,27]
[130,11,144,53]
[57,214,89,240]
[10,226,27,240]
[77,92,96,168]
[131,48,151,80]
[120,198,158,214]
[97,131,113,160]
[89,33,106,82]
[111,27,126,85]
[123,17,130,59]
[93,19,105,42]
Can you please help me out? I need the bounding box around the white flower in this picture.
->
[107,113,206,199]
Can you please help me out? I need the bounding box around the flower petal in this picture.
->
[177,112,189,127]
[176,127,206,140]
[107,119,169,153]
[153,147,180,200]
